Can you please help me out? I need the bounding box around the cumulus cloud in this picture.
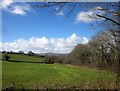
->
[1,33,89,54]
[0,0,30,15]
[11,5,30,15]
[82,37,88,44]
[0,0,13,9]
[75,7,105,23]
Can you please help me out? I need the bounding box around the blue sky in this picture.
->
[2,3,100,42]
[0,1,104,53]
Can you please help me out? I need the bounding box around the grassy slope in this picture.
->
[2,54,117,89]
[3,54,45,63]
[2,60,117,89]
[0,60,1,90]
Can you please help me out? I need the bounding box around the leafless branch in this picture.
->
[97,14,120,26]
[66,3,77,17]
[91,20,107,29]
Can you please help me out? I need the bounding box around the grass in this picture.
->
[0,60,2,90]
[2,54,45,63]
[2,54,117,89]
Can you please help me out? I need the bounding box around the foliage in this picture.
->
[44,56,55,64]
[18,51,24,54]
[65,44,92,65]
[35,2,120,26]
[44,56,64,64]
[27,51,34,56]
[2,53,45,63]
[65,29,120,73]
[2,54,11,61]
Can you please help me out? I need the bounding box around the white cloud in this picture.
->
[75,7,105,23]
[56,11,64,16]
[92,7,106,11]
[76,11,95,23]
[54,7,64,16]
[82,37,88,44]
[1,33,89,54]
[11,5,30,15]
[0,0,30,15]
[0,0,13,9]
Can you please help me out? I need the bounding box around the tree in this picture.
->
[65,44,92,66]
[18,51,24,54]
[3,54,10,61]
[89,30,118,70]
[34,2,120,27]
[89,29,120,88]
[27,51,34,56]
[44,56,56,64]
[2,51,7,54]
[34,2,120,88]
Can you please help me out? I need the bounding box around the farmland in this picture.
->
[2,54,117,89]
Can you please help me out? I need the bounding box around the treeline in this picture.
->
[1,50,49,58]
[1,51,43,57]
[1,50,65,64]
[65,29,120,72]
[1,51,45,61]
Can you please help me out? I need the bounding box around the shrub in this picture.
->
[44,56,64,64]
[3,54,11,61]
[44,56,55,64]
[27,51,34,56]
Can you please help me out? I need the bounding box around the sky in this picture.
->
[0,0,105,53]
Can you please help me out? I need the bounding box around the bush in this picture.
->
[3,54,11,61]
[44,56,64,64]
[27,51,34,56]
[44,56,55,64]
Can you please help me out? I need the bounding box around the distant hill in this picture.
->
[38,53,67,57]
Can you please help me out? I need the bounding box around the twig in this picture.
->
[97,14,120,26]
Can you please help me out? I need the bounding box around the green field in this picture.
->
[2,54,117,89]
[2,54,45,63]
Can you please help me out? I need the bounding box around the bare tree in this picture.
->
[32,2,120,26]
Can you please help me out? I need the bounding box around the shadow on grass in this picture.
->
[3,60,44,64]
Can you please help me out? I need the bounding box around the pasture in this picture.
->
[3,54,45,63]
[2,54,117,89]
